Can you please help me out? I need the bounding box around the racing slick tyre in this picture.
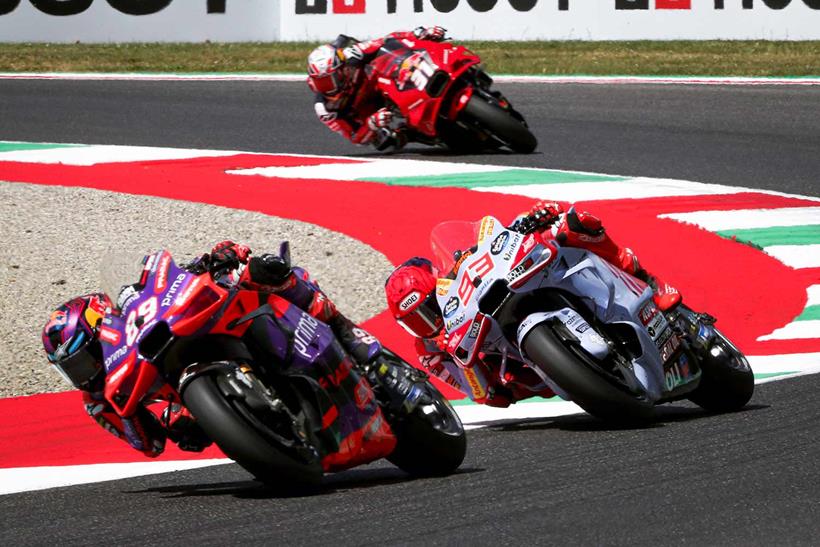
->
[461,95,537,154]
[182,370,323,490]
[523,324,654,423]
[387,381,466,477]
[687,331,754,413]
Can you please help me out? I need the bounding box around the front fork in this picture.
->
[362,353,429,418]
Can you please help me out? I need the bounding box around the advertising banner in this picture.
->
[0,0,279,42]
[284,0,820,41]
[0,0,818,42]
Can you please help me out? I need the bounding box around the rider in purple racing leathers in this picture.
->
[42,241,382,458]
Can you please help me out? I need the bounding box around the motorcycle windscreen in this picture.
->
[429,219,482,273]
[99,248,155,310]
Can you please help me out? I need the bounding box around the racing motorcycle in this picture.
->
[98,244,465,489]
[367,37,537,153]
[430,217,754,422]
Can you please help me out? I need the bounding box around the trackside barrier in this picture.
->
[0,0,819,42]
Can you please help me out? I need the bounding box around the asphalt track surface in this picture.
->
[2,81,819,545]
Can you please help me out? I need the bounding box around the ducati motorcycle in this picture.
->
[98,244,465,489]
[430,217,754,422]
[366,37,537,153]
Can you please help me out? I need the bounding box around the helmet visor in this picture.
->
[310,72,343,96]
[52,339,102,390]
[396,292,442,338]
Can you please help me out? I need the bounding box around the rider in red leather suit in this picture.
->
[307,26,447,150]
[384,201,681,408]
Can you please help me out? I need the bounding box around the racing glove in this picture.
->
[413,25,447,41]
[514,201,563,234]
[208,241,251,273]
[367,108,394,131]
[244,253,293,288]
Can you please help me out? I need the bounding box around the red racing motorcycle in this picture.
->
[368,37,537,153]
[98,246,466,490]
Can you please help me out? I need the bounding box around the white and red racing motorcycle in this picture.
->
[431,216,754,422]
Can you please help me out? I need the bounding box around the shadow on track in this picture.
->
[127,466,483,500]
[346,145,542,159]
[469,403,769,433]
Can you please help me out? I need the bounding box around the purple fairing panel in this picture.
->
[274,303,382,439]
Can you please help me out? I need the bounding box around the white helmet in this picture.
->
[306,44,353,99]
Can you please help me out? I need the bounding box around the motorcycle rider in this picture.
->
[384,201,681,408]
[307,25,447,150]
[41,241,383,458]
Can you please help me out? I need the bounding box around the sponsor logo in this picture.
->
[502,233,522,261]
[293,313,320,359]
[98,326,121,345]
[293,0,820,15]
[318,357,354,390]
[468,319,481,339]
[660,333,681,362]
[443,296,460,318]
[154,254,171,292]
[463,368,487,399]
[104,344,129,369]
[477,217,496,244]
[399,291,420,311]
[436,277,453,296]
[0,1,228,17]
[506,257,534,284]
[446,330,465,353]
[445,313,465,331]
[639,302,658,325]
[174,276,200,307]
[490,231,510,255]
[576,323,591,334]
[162,273,187,307]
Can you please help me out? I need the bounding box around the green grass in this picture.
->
[0,41,818,76]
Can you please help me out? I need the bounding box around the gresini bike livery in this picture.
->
[431,217,754,421]
[99,244,465,489]
[369,37,537,153]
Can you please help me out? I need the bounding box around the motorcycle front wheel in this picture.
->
[523,324,654,423]
[181,367,323,490]
[386,380,466,477]
[687,329,754,413]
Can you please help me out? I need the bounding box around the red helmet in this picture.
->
[306,44,354,100]
[42,293,111,390]
[385,258,442,338]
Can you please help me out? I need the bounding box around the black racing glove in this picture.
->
[247,254,292,287]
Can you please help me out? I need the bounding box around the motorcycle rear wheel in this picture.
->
[523,324,654,423]
[461,95,538,153]
[182,370,323,490]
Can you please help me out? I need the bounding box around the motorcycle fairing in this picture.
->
[434,217,699,403]
[369,37,481,136]
[247,294,396,472]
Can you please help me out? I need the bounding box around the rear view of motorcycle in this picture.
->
[99,247,465,491]
[430,217,754,423]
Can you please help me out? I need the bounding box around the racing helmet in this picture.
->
[42,293,111,390]
[306,44,354,99]
[385,258,442,338]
